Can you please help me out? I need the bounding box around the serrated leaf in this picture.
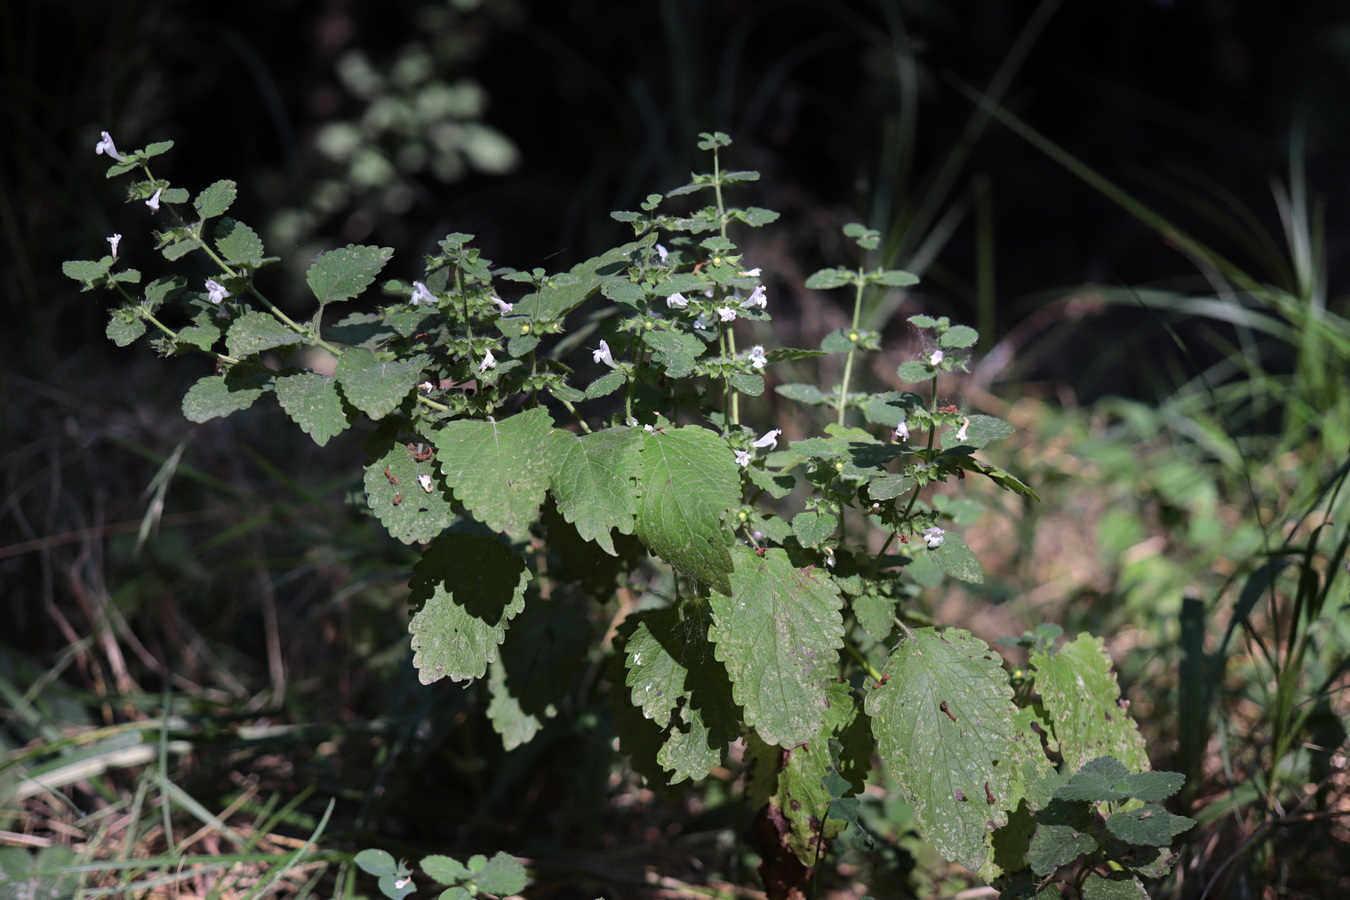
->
[433,408,554,539]
[63,259,109,284]
[274,372,351,447]
[940,324,979,348]
[744,465,794,499]
[364,436,454,544]
[792,510,837,547]
[215,218,264,262]
[145,275,186,306]
[1082,873,1148,900]
[869,473,916,501]
[421,855,472,884]
[931,531,983,584]
[950,455,1040,500]
[940,415,1015,450]
[584,369,626,399]
[864,628,1023,872]
[512,242,639,323]
[852,592,895,642]
[474,852,528,896]
[334,348,424,420]
[601,278,646,306]
[1031,636,1149,772]
[1054,757,1133,803]
[547,427,642,555]
[181,373,266,423]
[1117,770,1185,802]
[162,238,203,261]
[142,140,174,158]
[821,329,858,354]
[1029,823,1100,876]
[225,311,303,357]
[487,599,591,750]
[625,606,740,784]
[643,330,705,379]
[194,179,237,219]
[1106,806,1195,847]
[863,391,923,426]
[307,244,394,305]
[776,383,830,405]
[708,547,843,748]
[874,268,920,287]
[634,425,740,593]
[897,359,932,383]
[107,310,147,347]
[727,370,764,396]
[738,206,779,226]
[407,534,528,684]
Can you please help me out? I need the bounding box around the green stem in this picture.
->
[834,274,867,426]
[842,640,882,683]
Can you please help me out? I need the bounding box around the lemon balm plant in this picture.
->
[67,130,1191,898]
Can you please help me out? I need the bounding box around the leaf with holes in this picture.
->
[363,434,453,545]
[407,534,528,684]
[864,627,1023,872]
[633,425,739,594]
[1031,635,1149,773]
[708,547,843,748]
[433,408,554,539]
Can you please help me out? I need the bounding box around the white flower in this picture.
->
[824,546,836,567]
[922,526,945,548]
[735,449,751,467]
[491,295,513,314]
[593,339,616,368]
[739,267,762,277]
[655,244,669,264]
[929,349,945,366]
[955,417,970,442]
[410,281,435,306]
[894,416,909,442]
[717,306,737,322]
[95,131,125,162]
[740,285,767,310]
[418,474,434,493]
[752,428,781,450]
[625,416,638,427]
[205,279,228,304]
[693,312,709,329]
[479,347,497,371]
[418,381,434,392]
[747,345,767,370]
[145,187,163,211]
[666,291,688,310]
[107,234,122,261]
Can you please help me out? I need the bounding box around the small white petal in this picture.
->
[491,295,513,314]
[205,279,228,304]
[95,131,125,162]
[735,449,751,467]
[655,244,669,263]
[955,417,969,441]
[739,267,762,277]
[592,339,616,368]
[625,416,638,427]
[666,291,688,309]
[747,345,767,370]
[145,187,162,211]
[693,313,709,329]
[739,285,767,309]
[410,281,435,307]
[479,347,497,371]
[752,428,781,450]
[717,306,737,322]
[418,381,434,392]
[107,233,122,261]
[922,526,945,548]
[894,417,910,442]
[418,474,434,493]
[929,349,945,366]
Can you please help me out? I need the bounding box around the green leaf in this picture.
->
[1029,822,1099,877]
[1031,635,1149,772]
[1117,769,1185,803]
[869,473,916,501]
[421,855,472,884]
[547,427,643,556]
[142,140,174,158]
[897,360,932,383]
[624,606,740,784]
[643,330,705,379]
[225,311,303,357]
[215,218,264,262]
[805,268,854,290]
[601,278,647,306]
[744,465,794,499]
[194,179,237,219]
[863,391,923,426]
[334,348,424,420]
[1105,806,1195,847]
[62,259,109,285]
[1081,873,1148,900]
[433,408,555,539]
[307,244,395,305]
[792,510,837,547]
[182,373,267,423]
[727,370,764,396]
[852,591,895,642]
[776,383,831,405]
[949,455,1040,501]
[738,206,779,226]
[274,371,351,447]
[708,547,844,748]
[407,534,529,684]
[874,268,920,287]
[584,369,627,399]
[474,851,528,896]
[162,238,203,261]
[864,627,1023,872]
[364,434,455,545]
[931,531,983,584]
[487,599,591,750]
[745,683,871,864]
[1054,757,1133,802]
[821,329,858,354]
[353,849,399,876]
[512,242,640,323]
[940,324,979,348]
[107,309,147,347]
[633,425,740,594]
[940,415,1015,450]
